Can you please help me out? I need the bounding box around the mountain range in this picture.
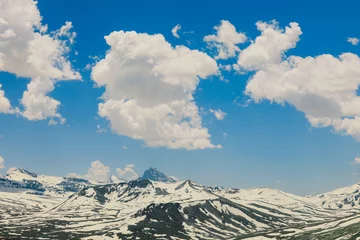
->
[1,167,360,239]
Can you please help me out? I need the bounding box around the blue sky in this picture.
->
[0,0,360,195]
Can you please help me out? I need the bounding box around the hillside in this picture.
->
[0,168,360,239]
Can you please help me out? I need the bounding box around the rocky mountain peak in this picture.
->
[141,167,177,183]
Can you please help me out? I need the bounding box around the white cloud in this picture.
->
[122,145,128,150]
[48,119,57,126]
[96,124,106,133]
[116,164,138,181]
[56,21,77,44]
[67,160,138,182]
[0,84,12,113]
[66,172,83,178]
[219,64,232,72]
[237,20,302,70]
[48,118,65,126]
[85,160,111,183]
[209,109,227,120]
[348,37,359,46]
[0,0,80,122]
[352,157,360,164]
[0,156,4,169]
[171,24,181,38]
[204,20,247,60]
[91,30,220,150]
[21,77,65,121]
[240,20,360,141]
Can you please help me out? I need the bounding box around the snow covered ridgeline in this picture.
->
[2,168,94,195]
[0,166,176,196]
[0,177,352,240]
[2,168,360,239]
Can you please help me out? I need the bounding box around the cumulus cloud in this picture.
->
[116,164,138,181]
[0,0,80,122]
[172,24,181,38]
[48,118,65,126]
[348,37,359,46]
[66,172,83,178]
[209,109,227,120]
[0,84,12,113]
[237,20,302,70]
[219,64,232,72]
[67,160,138,182]
[351,157,360,164]
[85,160,111,183]
[239,20,360,141]
[91,30,220,150]
[0,156,4,169]
[204,20,247,60]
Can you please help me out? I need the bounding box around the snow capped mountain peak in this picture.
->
[6,167,38,180]
[141,167,178,183]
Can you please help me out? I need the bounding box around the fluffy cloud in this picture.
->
[348,37,359,46]
[68,160,139,182]
[0,156,4,169]
[66,172,83,178]
[240,20,360,141]
[0,0,80,122]
[204,20,247,60]
[237,20,301,70]
[352,157,360,164]
[116,164,138,181]
[85,160,111,183]
[0,84,12,113]
[91,30,220,150]
[172,24,181,38]
[209,109,227,120]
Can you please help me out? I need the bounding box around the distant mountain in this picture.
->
[1,168,360,239]
[312,182,360,210]
[1,178,333,239]
[141,167,178,183]
[2,168,93,196]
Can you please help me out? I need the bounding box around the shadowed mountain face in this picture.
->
[141,167,177,183]
[1,168,360,239]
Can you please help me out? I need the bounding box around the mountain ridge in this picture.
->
[1,167,360,239]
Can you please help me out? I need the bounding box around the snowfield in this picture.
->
[1,168,360,239]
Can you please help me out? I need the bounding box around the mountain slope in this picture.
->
[0,179,350,239]
[1,168,360,239]
[4,168,93,196]
[0,190,64,219]
[311,182,360,210]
